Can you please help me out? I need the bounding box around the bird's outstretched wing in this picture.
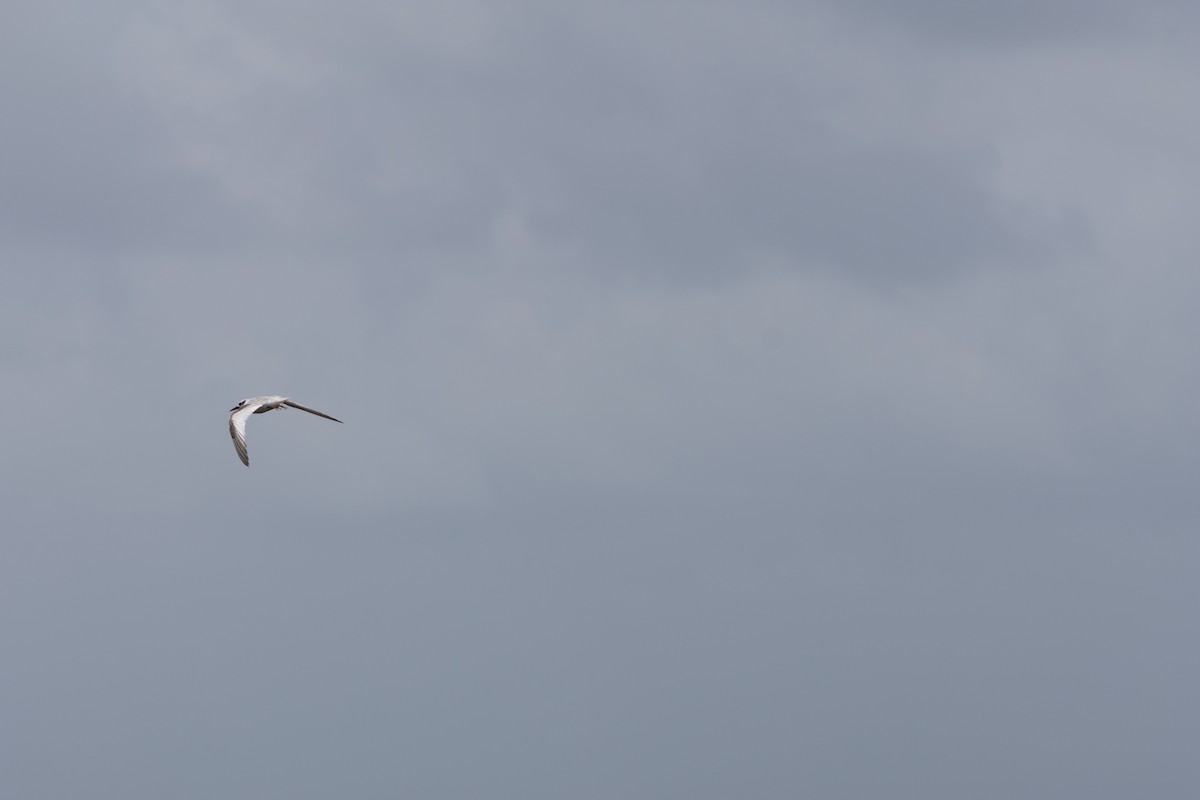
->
[282,400,343,423]
[228,402,265,466]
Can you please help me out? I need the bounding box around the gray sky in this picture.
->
[3,1,1199,797]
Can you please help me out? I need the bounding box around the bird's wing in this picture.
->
[282,400,343,423]
[229,402,264,466]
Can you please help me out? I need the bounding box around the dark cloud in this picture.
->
[36,0,1064,285]
[523,128,1047,284]
[835,0,1199,45]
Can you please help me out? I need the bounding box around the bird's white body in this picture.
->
[228,395,342,466]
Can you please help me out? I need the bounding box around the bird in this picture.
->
[228,396,342,466]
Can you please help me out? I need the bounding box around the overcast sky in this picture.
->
[3,1,1199,797]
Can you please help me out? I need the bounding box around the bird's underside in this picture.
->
[228,395,342,466]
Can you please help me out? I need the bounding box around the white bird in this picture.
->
[228,396,342,467]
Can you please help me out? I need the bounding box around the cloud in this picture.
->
[3,2,1200,798]
[42,0,1069,287]
[0,7,253,256]
[833,0,1200,45]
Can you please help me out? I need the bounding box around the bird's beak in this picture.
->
[229,406,239,412]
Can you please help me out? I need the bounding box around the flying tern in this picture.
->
[228,396,342,467]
